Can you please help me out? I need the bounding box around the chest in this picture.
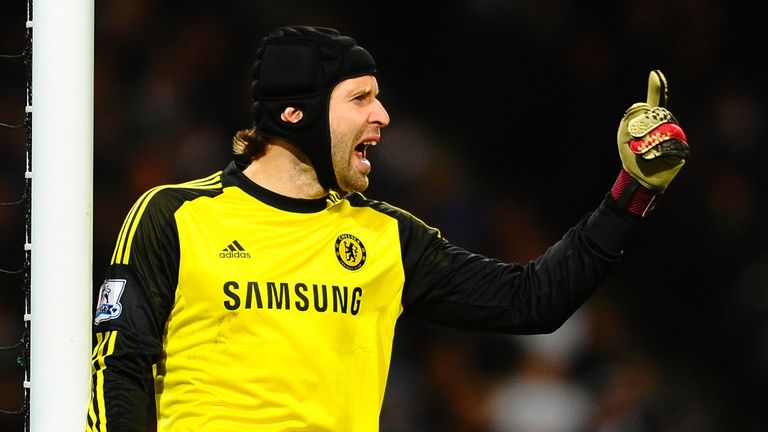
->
[171,197,406,319]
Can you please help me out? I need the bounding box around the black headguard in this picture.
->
[251,26,377,189]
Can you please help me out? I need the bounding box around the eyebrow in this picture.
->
[353,83,379,97]
[347,87,373,101]
[335,78,378,101]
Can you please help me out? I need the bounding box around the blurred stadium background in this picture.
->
[2,0,767,430]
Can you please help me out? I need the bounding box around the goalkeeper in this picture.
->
[85,26,689,431]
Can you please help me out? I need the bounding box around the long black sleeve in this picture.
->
[394,194,638,334]
[86,187,188,431]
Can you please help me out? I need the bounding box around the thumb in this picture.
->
[646,69,668,108]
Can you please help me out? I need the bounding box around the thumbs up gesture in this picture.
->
[617,70,689,191]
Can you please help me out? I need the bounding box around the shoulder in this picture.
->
[343,192,443,238]
[118,171,224,242]
[110,171,225,266]
[134,171,225,218]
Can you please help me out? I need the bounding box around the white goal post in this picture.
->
[30,0,94,430]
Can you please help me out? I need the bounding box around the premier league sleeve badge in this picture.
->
[94,279,127,324]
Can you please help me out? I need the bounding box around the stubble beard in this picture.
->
[333,154,369,193]
[330,129,370,193]
[331,144,369,193]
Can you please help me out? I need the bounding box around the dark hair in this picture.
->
[232,125,268,160]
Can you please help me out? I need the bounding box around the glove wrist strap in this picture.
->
[611,169,661,217]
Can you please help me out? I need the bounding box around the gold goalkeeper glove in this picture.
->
[612,70,689,216]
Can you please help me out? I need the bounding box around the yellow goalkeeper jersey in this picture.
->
[87,161,636,431]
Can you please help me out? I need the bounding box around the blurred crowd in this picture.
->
[2,0,767,430]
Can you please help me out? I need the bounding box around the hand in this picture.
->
[616,70,689,191]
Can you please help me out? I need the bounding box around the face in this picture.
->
[328,75,390,192]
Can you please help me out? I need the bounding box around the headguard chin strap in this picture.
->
[251,26,377,189]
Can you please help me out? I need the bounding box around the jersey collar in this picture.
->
[223,161,337,213]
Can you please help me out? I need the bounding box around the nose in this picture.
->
[370,99,390,127]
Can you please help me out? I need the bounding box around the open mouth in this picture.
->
[354,141,377,161]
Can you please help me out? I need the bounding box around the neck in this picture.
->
[242,141,329,199]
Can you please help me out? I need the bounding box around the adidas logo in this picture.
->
[219,240,251,259]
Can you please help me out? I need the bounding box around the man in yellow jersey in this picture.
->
[86,26,689,431]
